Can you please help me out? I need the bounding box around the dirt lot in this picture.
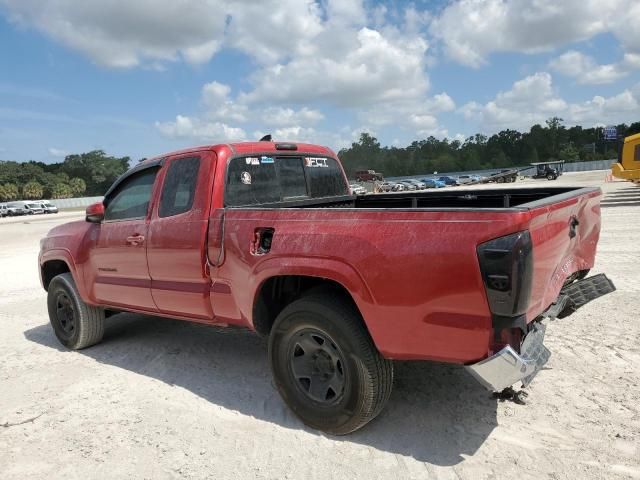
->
[1,172,639,480]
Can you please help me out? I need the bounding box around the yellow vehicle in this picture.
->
[612,133,640,183]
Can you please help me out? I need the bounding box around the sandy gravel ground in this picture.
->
[1,172,638,479]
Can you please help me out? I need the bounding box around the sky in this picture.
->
[0,0,639,163]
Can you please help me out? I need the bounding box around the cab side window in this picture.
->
[159,157,201,218]
[104,168,158,221]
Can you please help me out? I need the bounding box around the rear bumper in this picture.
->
[466,274,615,391]
[466,323,550,391]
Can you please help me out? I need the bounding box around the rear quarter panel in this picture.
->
[215,208,532,363]
[526,188,601,320]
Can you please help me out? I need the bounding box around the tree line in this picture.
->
[1,118,638,201]
[339,118,640,178]
[0,150,130,202]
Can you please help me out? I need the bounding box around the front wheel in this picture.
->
[47,273,105,350]
[268,293,393,435]
[547,174,557,180]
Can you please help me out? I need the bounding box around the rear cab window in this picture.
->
[159,156,200,217]
[225,155,348,206]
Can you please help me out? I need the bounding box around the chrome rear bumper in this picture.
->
[465,323,550,392]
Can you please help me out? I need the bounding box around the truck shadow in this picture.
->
[24,313,498,465]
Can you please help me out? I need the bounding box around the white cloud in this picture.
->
[152,2,449,143]
[354,91,455,138]
[48,147,67,157]
[242,27,429,108]
[261,107,324,127]
[225,0,324,64]
[566,88,640,124]
[430,0,637,67]
[461,72,640,132]
[155,115,246,142]
[0,0,228,68]
[201,81,248,123]
[550,50,629,84]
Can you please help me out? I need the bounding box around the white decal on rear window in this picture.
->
[305,157,329,167]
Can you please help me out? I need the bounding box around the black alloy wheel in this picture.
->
[288,328,346,405]
[54,291,76,339]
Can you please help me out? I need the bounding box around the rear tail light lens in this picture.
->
[477,231,533,317]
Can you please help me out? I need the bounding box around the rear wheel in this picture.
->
[47,273,104,350]
[547,173,557,180]
[268,293,393,435]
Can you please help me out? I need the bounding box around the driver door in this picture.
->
[88,165,160,311]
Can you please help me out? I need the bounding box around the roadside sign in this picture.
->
[603,126,617,140]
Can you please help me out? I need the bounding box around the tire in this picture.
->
[496,177,505,183]
[547,174,556,180]
[47,273,105,350]
[268,293,393,435]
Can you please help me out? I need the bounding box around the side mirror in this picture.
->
[86,202,105,223]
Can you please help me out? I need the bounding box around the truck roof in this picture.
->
[144,141,335,164]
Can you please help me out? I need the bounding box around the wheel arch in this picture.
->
[39,250,85,298]
[252,274,366,338]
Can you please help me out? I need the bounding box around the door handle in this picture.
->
[250,228,274,255]
[126,234,145,246]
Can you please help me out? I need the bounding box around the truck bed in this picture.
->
[230,186,597,210]
[218,185,602,362]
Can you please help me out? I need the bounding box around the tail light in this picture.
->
[477,231,533,318]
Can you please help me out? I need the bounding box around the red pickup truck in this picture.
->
[39,141,614,434]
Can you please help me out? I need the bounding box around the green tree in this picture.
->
[51,183,72,199]
[559,144,580,162]
[0,183,19,201]
[69,177,87,197]
[626,122,640,136]
[22,181,44,199]
[61,150,129,195]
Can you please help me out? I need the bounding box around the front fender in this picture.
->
[39,249,91,304]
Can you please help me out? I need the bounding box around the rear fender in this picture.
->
[251,256,374,310]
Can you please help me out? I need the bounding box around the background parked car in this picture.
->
[379,181,404,192]
[355,169,383,182]
[349,184,367,195]
[36,201,59,214]
[401,179,427,190]
[436,176,459,186]
[457,174,482,185]
[420,178,446,188]
[5,203,29,216]
[396,180,417,191]
[0,205,7,217]
[24,203,45,214]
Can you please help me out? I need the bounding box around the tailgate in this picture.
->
[525,187,602,321]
